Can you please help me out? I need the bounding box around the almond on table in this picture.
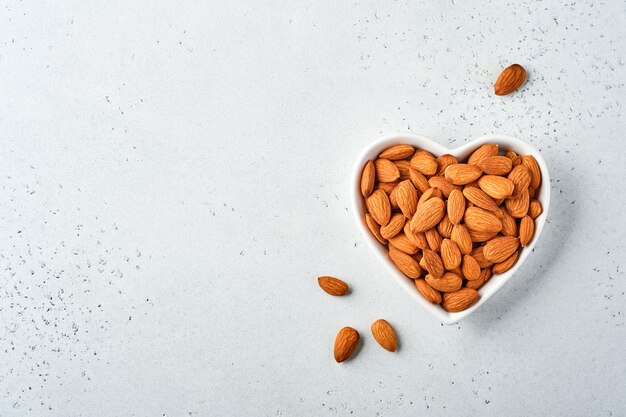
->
[360,142,544,313]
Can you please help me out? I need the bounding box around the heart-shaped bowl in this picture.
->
[351,133,550,324]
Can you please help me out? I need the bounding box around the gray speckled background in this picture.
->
[1,0,625,416]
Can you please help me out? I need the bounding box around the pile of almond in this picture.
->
[360,143,543,312]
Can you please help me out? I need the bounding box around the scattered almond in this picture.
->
[318,276,349,296]
[494,64,526,96]
[334,327,360,363]
[371,319,397,352]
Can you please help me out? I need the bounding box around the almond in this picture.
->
[360,160,376,198]
[380,213,405,239]
[410,152,437,175]
[422,249,445,279]
[444,164,483,185]
[528,199,543,219]
[334,327,360,363]
[442,288,479,312]
[468,229,499,243]
[404,222,429,249]
[437,214,453,238]
[478,175,515,199]
[519,215,535,246]
[394,160,412,180]
[375,159,400,182]
[499,208,518,237]
[508,164,531,196]
[477,156,513,175]
[410,197,446,233]
[447,189,466,225]
[371,319,397,352]
[494,63,526,96]
[426,271,462,293]
[366,189,391,226]
[436,154,458,176]
[395,180,419,219]
[379,144,415,161]
[318,276,349,296]
[388,233,419,255]
[415,279,442,304]
[440,239,462,269]
[465,268,492,290]
[505,188,529,218]
[461,255,481,280]
[418,187,443,205]
[483,236,519,263]
[409,168,430,193]
[528,187,536,199]
[505,150,519,162]
[376,180,399,194]
[468,144,498,166]
[365,213,387,244]
[492,250,519,274]
[388,247,421,278]
[451,224,473,255]
[428,175,460,198]
[464,207,502,234]
[471,246,494,268]
[425,228,442,252]
[462,187,500,214]
[389,186,399,210]
[520,155,541,189]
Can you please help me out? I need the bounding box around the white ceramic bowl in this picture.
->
[351,134,550,324]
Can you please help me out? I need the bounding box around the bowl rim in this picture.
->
[351,133,551,324]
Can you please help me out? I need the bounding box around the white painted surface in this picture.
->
[1,1,625,416]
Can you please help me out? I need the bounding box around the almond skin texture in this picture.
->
[379,144,415,161]
[442,288,480,312]
[461,255,481,280]
[415,279,442,304]
[371,319,397,352]
[318,276,349,296]
[528,199,543,219]
[444,164,483,185]
[334,327,360,363]
[410,153,438,175]
[471,246,494,268]
[409,168,430,193]
[395,180,419,219]
[394,160,412,180]
[388,233,419,255]
[478,156,513,175]
[404,223,428,249]
[389,247,422,278]
[375,159,400,183]
[440,239,462,269]
[422,249,445,279]
[462,187,500,214]
[426,272,463,293]
[418,187,443,205]
[366,189,391,226]
[500,209,518,237]
[464,207,503,234]
[494,64,526,96]
[508,164,532,196]
[437,214,453,238]
[478,175,515,199]
[468,229,499,243]
[466,268,492,290]
[380,214,405,240]
[365,213,387,245]
[410,197,446,233]
[360,160,376,197]
[428,176,460,198]
[506,188,529,218]
[425,228,442,253]
[388,186,399,210]
[521,155,542,189]
[468,144,499,166]
[447,189,466,225]
[483,236,520,263]
[436,154,458,176]
[492,250,519,274]
[519,215,535,246]
[451,224,473,255]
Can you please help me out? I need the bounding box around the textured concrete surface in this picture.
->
[1,0,625,416]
